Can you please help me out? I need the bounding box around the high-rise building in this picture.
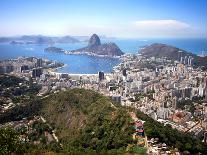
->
[111,95,121,103]
[98,71,104,81]
[21,65,29,72]
[157,107,169,120]
[205,88,207,101]
[172,96,178,109]
[178,51,183,63]
[123,68,127,77]
[0,66,4,73]
[187,57,190,66]
[204,132,207,144]
[36,58,43,67]
[61,73,69,79]
[180,56,183,64]
[184,56,188,65]
[6,65,14,73]
[32,68,43,78]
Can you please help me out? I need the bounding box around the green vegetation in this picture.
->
[130,146,147,155]
[2,86,206,154]
[0,74,41,98]
[0,89,136,154]
[0,128,24,155]
[0,97,42,124]
[136,110,207,154]
[0,74,24,88]
[0,127,62,155]
[41,89,135,154]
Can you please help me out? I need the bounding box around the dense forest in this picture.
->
[0,89,136,154]
[41,89,135,154]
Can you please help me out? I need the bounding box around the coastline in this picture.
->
[52,63,68,72]
[64,50,121,59]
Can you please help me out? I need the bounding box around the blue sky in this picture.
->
[1,0,207,38]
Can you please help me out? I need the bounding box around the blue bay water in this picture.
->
[0,38,207,74]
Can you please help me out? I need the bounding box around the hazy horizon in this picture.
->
[1,34,207,40]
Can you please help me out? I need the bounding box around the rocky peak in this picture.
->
[70,34,123,57]
[88,34,101,47]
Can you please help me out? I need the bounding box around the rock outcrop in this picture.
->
[88,34,101,47]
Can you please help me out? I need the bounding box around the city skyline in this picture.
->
[1,0,207,38]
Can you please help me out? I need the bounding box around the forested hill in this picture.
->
[0,88,135,154]
[40,88,134,154]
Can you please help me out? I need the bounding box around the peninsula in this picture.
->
[45,34,124,57]
[68,34,124,57]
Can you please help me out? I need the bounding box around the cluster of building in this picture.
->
[17,54,206,144]
[1,52,207,152]
[130,112,178,155]
[0,57,63,78]
[0,116,58,144]
[115,54,207,143]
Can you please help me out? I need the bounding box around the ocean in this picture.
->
[0,38,207,74]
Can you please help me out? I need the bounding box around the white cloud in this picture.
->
[134,20,190,29]
[129,19,194,38]
[1,19,202,38]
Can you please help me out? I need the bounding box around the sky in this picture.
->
[0,0,207,38]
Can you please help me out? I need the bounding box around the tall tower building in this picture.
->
[123,68,127,77]
[178,51,183,63]
[32,68,43,78]
[180,56,183,64]
[184,56,188,65]
[98,71,104,81]
[36,58,43,67]
[172,96,178,109]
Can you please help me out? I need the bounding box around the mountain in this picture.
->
[140,43,207,69]
[0,35,80,44]
[55,36,79,43]
[72,35,116,42]
[0,88,135,154]
[88,34,101,46]
[70,34,124,57]
[41,89,134,153]
[0,37,14,43]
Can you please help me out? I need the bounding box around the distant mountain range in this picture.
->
[0,35,116,45]
[0,35,80,44]
[140,43,207,70]
[4,35,80,44]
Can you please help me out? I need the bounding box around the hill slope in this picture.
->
[40,89,134,154]
[140,43,207,69]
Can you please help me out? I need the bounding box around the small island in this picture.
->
[10,41,24,45]
[44,47,64,53]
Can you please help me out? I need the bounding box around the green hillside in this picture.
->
[40,88,135,154]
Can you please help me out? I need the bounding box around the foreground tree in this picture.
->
[0,128,23,155]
